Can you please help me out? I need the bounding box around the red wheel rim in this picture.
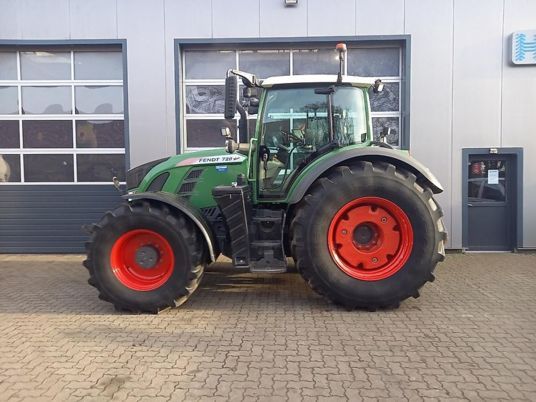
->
[327,196,413,281]
[110,229,175,291]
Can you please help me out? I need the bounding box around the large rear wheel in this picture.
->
[291,161,446,310]
[84,201,205,313]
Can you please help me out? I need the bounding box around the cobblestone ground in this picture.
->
[0,253,535,401]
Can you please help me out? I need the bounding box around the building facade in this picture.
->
[0,0,534,252]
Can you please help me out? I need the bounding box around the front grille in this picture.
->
[176,168,205,198]
[178,182,196,194]
[147,172,169,192]
[186,168,204,180]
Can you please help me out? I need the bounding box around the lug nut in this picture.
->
[372,257,378,263]
[381,217,387,223]
[341,229,348,235]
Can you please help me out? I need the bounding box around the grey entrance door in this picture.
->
[466,154,516,251]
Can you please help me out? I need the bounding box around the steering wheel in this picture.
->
[280,127,305,144]
[279,128,290,143]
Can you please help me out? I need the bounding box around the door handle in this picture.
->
[468,203,473,207]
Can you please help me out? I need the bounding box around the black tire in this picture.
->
[83,201,205,313]
[290,161,447,310]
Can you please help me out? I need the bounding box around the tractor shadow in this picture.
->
[0,256,404,315]
[183,258,336,312]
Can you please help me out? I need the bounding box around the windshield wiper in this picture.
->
[314,86,336,144]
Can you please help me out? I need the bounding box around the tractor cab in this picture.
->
[222,44,384,199]
[255,78,369,195]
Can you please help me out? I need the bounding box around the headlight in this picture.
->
[126,157,169,190]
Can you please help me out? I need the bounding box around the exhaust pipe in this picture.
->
[336,43,347,84]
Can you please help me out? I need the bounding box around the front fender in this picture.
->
[287,146,444,205]
[122,192,217,262]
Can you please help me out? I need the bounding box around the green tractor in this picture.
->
[84,44,447,313]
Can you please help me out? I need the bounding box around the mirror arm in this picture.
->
[228,69,261,88]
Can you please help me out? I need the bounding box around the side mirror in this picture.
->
[247,97,259,115]
[242,86,259,99]
[224,75,238,119]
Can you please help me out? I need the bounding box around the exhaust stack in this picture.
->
[336,43,347,84]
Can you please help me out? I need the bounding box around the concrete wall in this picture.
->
[1,0,535,248]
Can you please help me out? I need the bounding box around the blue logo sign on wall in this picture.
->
[512,30,536,65]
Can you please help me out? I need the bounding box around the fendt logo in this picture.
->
[512,31,536,65]
[176,154,246,167]
[197,155,243,163]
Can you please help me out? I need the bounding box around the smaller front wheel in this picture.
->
[84,201,205,313]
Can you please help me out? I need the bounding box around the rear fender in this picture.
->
[123,192,217,262]
[288,147,444,205]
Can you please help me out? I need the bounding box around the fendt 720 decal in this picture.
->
[175,154,246,167]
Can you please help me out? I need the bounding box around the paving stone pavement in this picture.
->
[0,253,535,401]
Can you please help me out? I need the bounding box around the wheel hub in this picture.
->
[327,196,414,281]
[135,245,160,269]
[353,223,378,248]
[110,229,175,291]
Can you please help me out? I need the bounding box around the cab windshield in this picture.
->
[261,86,367,148]
[258,85,368,193]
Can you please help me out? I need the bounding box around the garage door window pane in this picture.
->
[184,50,235,80]
[22,86,71,114]
[0,154,21,182]
[372,117,399,146]
[76,120,124,148]
[293,49,339,75]
[239,50,290,78]
[24,154,74,182]
[20,52,71,80]
[370,83,399,112]
[75,86,123,114]
[74,51,122,80]
[0,53,17,80]
[0,121,20,148]
[186,119,236,148]
[77,154,125,182]
[347,48,400,77]
[22,120,73,148]
[0,86,19,114]
[186,85,225,114]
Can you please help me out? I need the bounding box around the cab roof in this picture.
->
[260,74,376,88]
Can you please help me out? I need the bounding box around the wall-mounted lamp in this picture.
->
[285,0,298,6]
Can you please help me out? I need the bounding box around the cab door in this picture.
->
[256,85,368,199]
